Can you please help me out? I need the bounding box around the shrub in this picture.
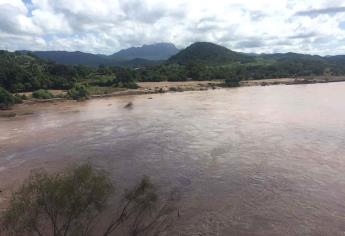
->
[223,78,240,87]
[0,87,14,109]
[1,164,113,236]
[0,88,24,110]
[1,164,174,236]
[67,85,90,101]
[32,89,54,99]
[13,94,24,104]
[124,81,139,89]
[0,87,16,109]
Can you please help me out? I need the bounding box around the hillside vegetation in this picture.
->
[2,41,345,109]
[169,42,254,65]
[0,50,78,92]
[20,43,179,67]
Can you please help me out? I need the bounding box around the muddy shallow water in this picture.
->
[2,83,345,235]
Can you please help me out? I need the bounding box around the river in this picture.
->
[1,83,345,235]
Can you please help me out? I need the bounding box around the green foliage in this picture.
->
[67,85,90,100]
[169,42,254,65]
[113,67,139,88]
[1,164,174,236]
[1,164,113,236]
[86,67,139,89]
[87,86,125,95]
[88,76,116,87]
[0,51,80,93]
[13,94,24,104]
[223,78,241,87]
[32,89,54,99]
[0,87,15,109]
[4,45,345,96]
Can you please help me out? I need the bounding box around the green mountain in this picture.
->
[111,43,179,60]
[26,51,110,67]
[0,50,80,92]
[17,43,179,67]
[257,52,324,62]
[168,42,254,65]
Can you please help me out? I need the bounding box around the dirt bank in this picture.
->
[241,76,345,86]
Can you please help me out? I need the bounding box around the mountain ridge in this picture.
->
[112,42,179,61]
[169,42,254,65]
[15,42,345,68]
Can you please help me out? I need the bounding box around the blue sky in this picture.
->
[0,0,345,55]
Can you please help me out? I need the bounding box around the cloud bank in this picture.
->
[1,0,345,55]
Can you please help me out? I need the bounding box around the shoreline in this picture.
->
[2,76,345,117]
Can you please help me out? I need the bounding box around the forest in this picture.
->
[1,42,345,108]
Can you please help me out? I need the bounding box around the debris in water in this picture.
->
[124,102,133,109]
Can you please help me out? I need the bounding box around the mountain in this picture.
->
[325,55,345,65]
[17,51,162,68]
[16,42,345,69]
[257,52,324,62]
[25,51,110,67]
[17,43,179,67]
[168,42,254,65]
[112,43,179,60]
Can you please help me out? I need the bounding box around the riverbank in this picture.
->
[2,76,345,117]
[2,83,345,235]
[240,76,345,86]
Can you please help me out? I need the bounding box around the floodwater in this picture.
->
[1,83,345,235]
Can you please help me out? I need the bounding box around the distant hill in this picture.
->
[17,51,163,68]
[15,42,345,71]
[0,50,79,92]
[111,43,179,60]
[17,43,179,67]
[25,51,110,67]
[257,52,324,62]
[325,55,345,65]
[168,42,254,65]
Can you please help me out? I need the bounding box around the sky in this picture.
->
[1,0,345,55]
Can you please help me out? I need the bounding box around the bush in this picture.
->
[67,85,90,101]
[0,87,14,109]
[223,78,241,87]
[2,164,113,236]
[32,89,54,99]
[13,94,23,104]
[124,80,139,89]
[1,164,174,236]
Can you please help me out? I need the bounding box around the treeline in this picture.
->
[2,50,345,94]
[135,60,330,82]
[0,51,78,92]
[2,49,345,109]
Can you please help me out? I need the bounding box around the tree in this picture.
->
[1,164,113,236]
[67,85,90,101]
[0,87,15,109]
[1,164,175,236]
[102,176,174,236]
[32,89,54,99]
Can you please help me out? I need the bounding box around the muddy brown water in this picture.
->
[2,83,345,235]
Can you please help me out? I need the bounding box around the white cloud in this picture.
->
[0,0,345,55]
